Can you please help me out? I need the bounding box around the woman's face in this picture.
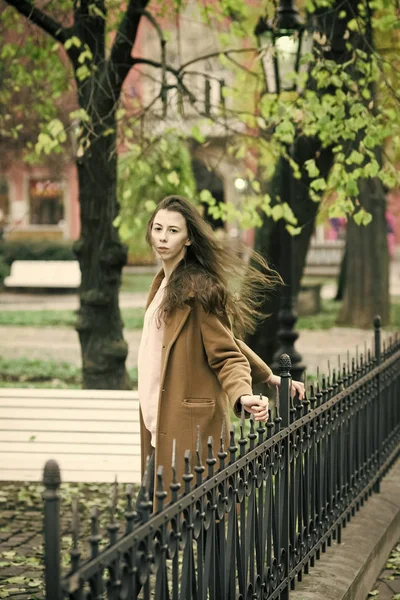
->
[151,209,191,266]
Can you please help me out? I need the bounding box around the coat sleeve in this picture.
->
[235,339,273,384]
[198,304,253,412]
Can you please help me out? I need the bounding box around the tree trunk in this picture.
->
[247,139,333,367]
[337,178,389,328]
[74,108,131,389]
[247,0,353,368]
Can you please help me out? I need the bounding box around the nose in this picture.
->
[159,230,167,242]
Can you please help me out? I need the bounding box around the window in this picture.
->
[29,179,64,225]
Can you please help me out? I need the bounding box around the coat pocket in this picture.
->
[183,398,215,407]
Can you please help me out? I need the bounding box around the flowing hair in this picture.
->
[146,195,282,337]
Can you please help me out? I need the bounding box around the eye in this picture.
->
[153,226,162,231]
[170,229,178,233]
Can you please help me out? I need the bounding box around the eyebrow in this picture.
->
[154,222,181,230]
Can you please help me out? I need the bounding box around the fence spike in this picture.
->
[70,496,81,572]
[196,425,203,467]
[274,387,282,431]
[220,414,227,453]
[229,424,238,464]
[137,456,152,524]
[89,506,101,559]
[183,450,193,494]
[309,383,316,409]
[107,477,119,544]
[266,408,274,437]
[239,404,247,456]
[156,465,167,512]
[249,414,257,449]
[195,426,205,485]
[110,476,118,521]
[125,485,135,535]
[170,439,181,501]
[206,436,217,478]
[240,403,245,431]
[275,384,280,417]
[328,360,331,379]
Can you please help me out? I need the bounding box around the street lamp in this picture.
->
[255,0,312,381]
[254,0,313,95]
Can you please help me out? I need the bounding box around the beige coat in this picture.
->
[139,270,272,497]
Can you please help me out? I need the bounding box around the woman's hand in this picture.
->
[239,394,269,421]
[267,374,305,400]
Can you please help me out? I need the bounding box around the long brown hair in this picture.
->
[146,195,282,337]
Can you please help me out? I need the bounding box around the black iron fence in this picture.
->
[42,317,400,599]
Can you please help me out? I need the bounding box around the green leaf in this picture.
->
[144,200,156,212]
[271,204,283,221]
[286,225,302,236]
[64,36,81,50]
[304,159,320,178]
[76,64,91,81]
[47,118,64,138]
[4,576,25,584]
[191,125,205,144]
[310,178,327,192]
[199,189,215,205]
[166,171,180,186]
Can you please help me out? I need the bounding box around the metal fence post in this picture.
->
[42,459,62,600]
[374,316,381,493]
[279,353,291,600]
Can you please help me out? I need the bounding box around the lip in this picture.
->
[157,247,169,251]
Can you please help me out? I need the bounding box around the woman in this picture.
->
[137,195,304,504]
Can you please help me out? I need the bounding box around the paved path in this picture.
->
[1,325,391,376]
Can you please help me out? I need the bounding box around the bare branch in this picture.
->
[107,0,151,92]
[4,0,79,67]
[178,47,258,73]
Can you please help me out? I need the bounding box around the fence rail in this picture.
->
[42,317,400,599]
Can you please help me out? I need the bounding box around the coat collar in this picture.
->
[146,269,165,309]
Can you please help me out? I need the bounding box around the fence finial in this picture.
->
[43,459,61,489]
[42,460,62,600]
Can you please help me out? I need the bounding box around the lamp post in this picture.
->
[255,0,312,381]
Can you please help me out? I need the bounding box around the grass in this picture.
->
[0,300,399,331]
[0,307,145,329]
[297,300,340,330]
[0,356,138,388]
[297,299,400,331]
[120,272,154,293]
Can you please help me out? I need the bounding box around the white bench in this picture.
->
[4,260,81,289]
[0,388,141,483]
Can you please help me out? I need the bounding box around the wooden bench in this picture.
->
[0,388,141,483]
[4,260,81,289]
